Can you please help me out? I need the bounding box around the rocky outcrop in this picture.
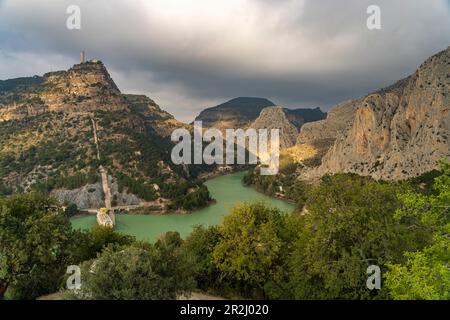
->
[51,176,141,210]
[297,99,360,147]
[308,46,450,180]
[51,182,105,210]
[0,61,128,122]
[251,106,299,148]
[41,61,127,114]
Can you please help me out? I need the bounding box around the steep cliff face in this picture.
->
[290,99,360,167]
[297,99,360,148]
[311,46,450,180]
[250,106,299,148]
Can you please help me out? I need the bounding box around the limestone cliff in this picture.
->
[250,106,299,149]
[307,46,450,180]
[297,99,360,151]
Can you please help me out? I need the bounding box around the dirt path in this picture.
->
[91,119,101,160]
[91,119,114,224]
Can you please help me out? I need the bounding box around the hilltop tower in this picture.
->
[80,51,86,64]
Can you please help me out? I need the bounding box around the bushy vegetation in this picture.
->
[31,171,99,193]
[385,162,450,299]
[243,167,309,207]
[0,76,43,93]
[0,113,96,194]
[94,110,212,209]
[0,193,73,300]
[64,203,79,217]
[0,194,137,300]
[1,162,448,300]
[0,182,12,196]
[0,108,212,212]
[168,184,212,211]
[74,232,195,300]
[116,173,157,202]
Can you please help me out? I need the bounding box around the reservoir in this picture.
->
[71,171,295,241]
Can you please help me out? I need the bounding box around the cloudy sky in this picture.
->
[0,0,449,122]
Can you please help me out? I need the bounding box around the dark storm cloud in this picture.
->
[0,0,449,122]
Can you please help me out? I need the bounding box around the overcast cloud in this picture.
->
[0,0,449,122]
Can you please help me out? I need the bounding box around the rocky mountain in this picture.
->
[0,60,210,210]
[294,99,360,164]
[194,97,325,131]
[287,107,328,125]
[194,97,275,130]
[300,46,450,180]
[250,106,299,148]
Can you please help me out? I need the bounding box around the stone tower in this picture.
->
[80,51,86,64]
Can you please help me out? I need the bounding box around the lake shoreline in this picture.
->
[70,198,219,220]
[70,169,242,219]
[70,171,295,241]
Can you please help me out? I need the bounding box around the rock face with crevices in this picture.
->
[306,46,450,180]
[250,106,300,148]
[297,99,360,150]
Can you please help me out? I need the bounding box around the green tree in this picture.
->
[212,202,287,298]
[385,161,450,300]
[183,225,222,291]
[285,174,425,300]
[0,193,73,299]
[76,232,195,300]
[70,225,135,264]
[65,203,79,217]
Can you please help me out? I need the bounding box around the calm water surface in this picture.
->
[71,171,295,241]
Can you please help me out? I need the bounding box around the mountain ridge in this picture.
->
[194,97,325,131]
[298,46,450,180]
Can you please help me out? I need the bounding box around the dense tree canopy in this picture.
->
[282,174,428,300]
[70,225,136,264]
[183,225,222,291]
[385,162,450,299]
[0,193,73,299]
[212,202,290,298]
[76,232,195,300]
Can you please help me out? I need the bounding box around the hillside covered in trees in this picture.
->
[0,61,213,211]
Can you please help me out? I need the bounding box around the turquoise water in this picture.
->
[70,171,295,241]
